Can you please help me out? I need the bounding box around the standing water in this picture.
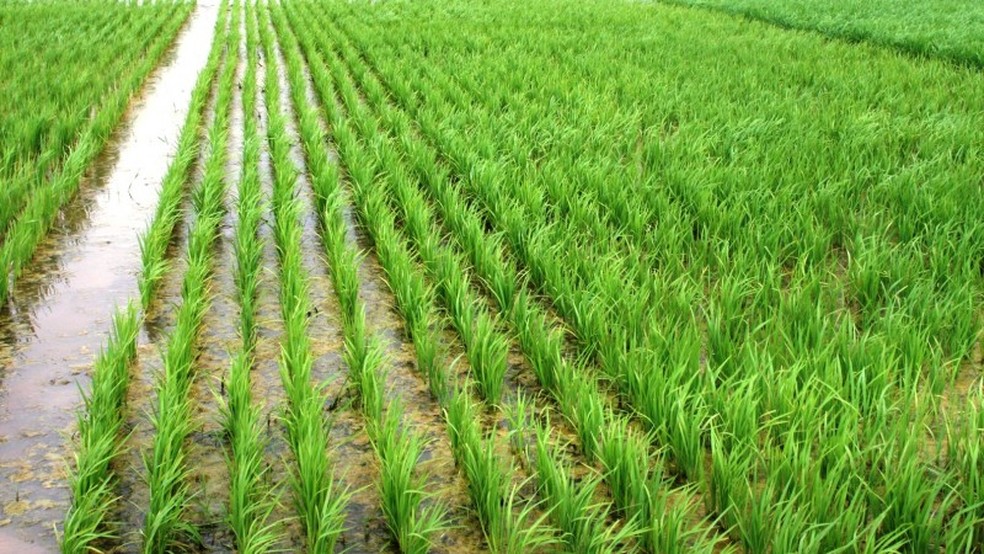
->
[0,2,219,549]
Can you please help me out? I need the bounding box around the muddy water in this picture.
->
[0,2,219,549]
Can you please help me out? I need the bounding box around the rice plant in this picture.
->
[0,1,192,304]
[266,5,452,551]
[142,2,240,550]
[254,2,350,550]
[61,305,141,552]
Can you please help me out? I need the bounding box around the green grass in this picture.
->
[666,0,984,67]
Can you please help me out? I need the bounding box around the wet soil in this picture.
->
[0,2,220,549]
[269,14,490,551]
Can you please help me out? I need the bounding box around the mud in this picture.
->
[178,7,248,548]
[263,24,389,553]
[0,1,220,549]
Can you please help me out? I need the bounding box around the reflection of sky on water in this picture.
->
[0,2,219,548]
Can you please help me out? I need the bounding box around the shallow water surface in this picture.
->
[0,2,219,547]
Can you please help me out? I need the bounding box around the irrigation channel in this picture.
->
[0,2,219,550]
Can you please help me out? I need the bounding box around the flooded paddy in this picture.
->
[0,2,219,548]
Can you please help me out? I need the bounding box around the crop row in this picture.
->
[293,0,983,551]
[60,1,232,551]
[667,0,984,68]
[221,0,278,550]
[0,1,193,304]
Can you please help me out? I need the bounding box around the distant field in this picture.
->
[668,0,984,66]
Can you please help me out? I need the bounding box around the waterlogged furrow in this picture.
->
[137,4,237,314]
[254,3,350,551]
[59,3,232,551]
[0,4,193,305]
[141,1,239,549]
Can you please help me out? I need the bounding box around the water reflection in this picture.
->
[0,2,220,547]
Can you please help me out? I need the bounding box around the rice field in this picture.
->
[668,0,984,66]
[0,0,192,303]
[0,0,981,553]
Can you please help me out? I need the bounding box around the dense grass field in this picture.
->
[668,0,984,66]
[0,0,979,552]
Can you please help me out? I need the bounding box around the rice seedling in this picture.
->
[142,3,240,550]
[61,305,141,552]
[254,3,350,550]
[446,388,558,553]
[529,415,641,554]
[0,2,192,305]
[220,353,280,553]
[218,3,281,550]
[373,399,450,554]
